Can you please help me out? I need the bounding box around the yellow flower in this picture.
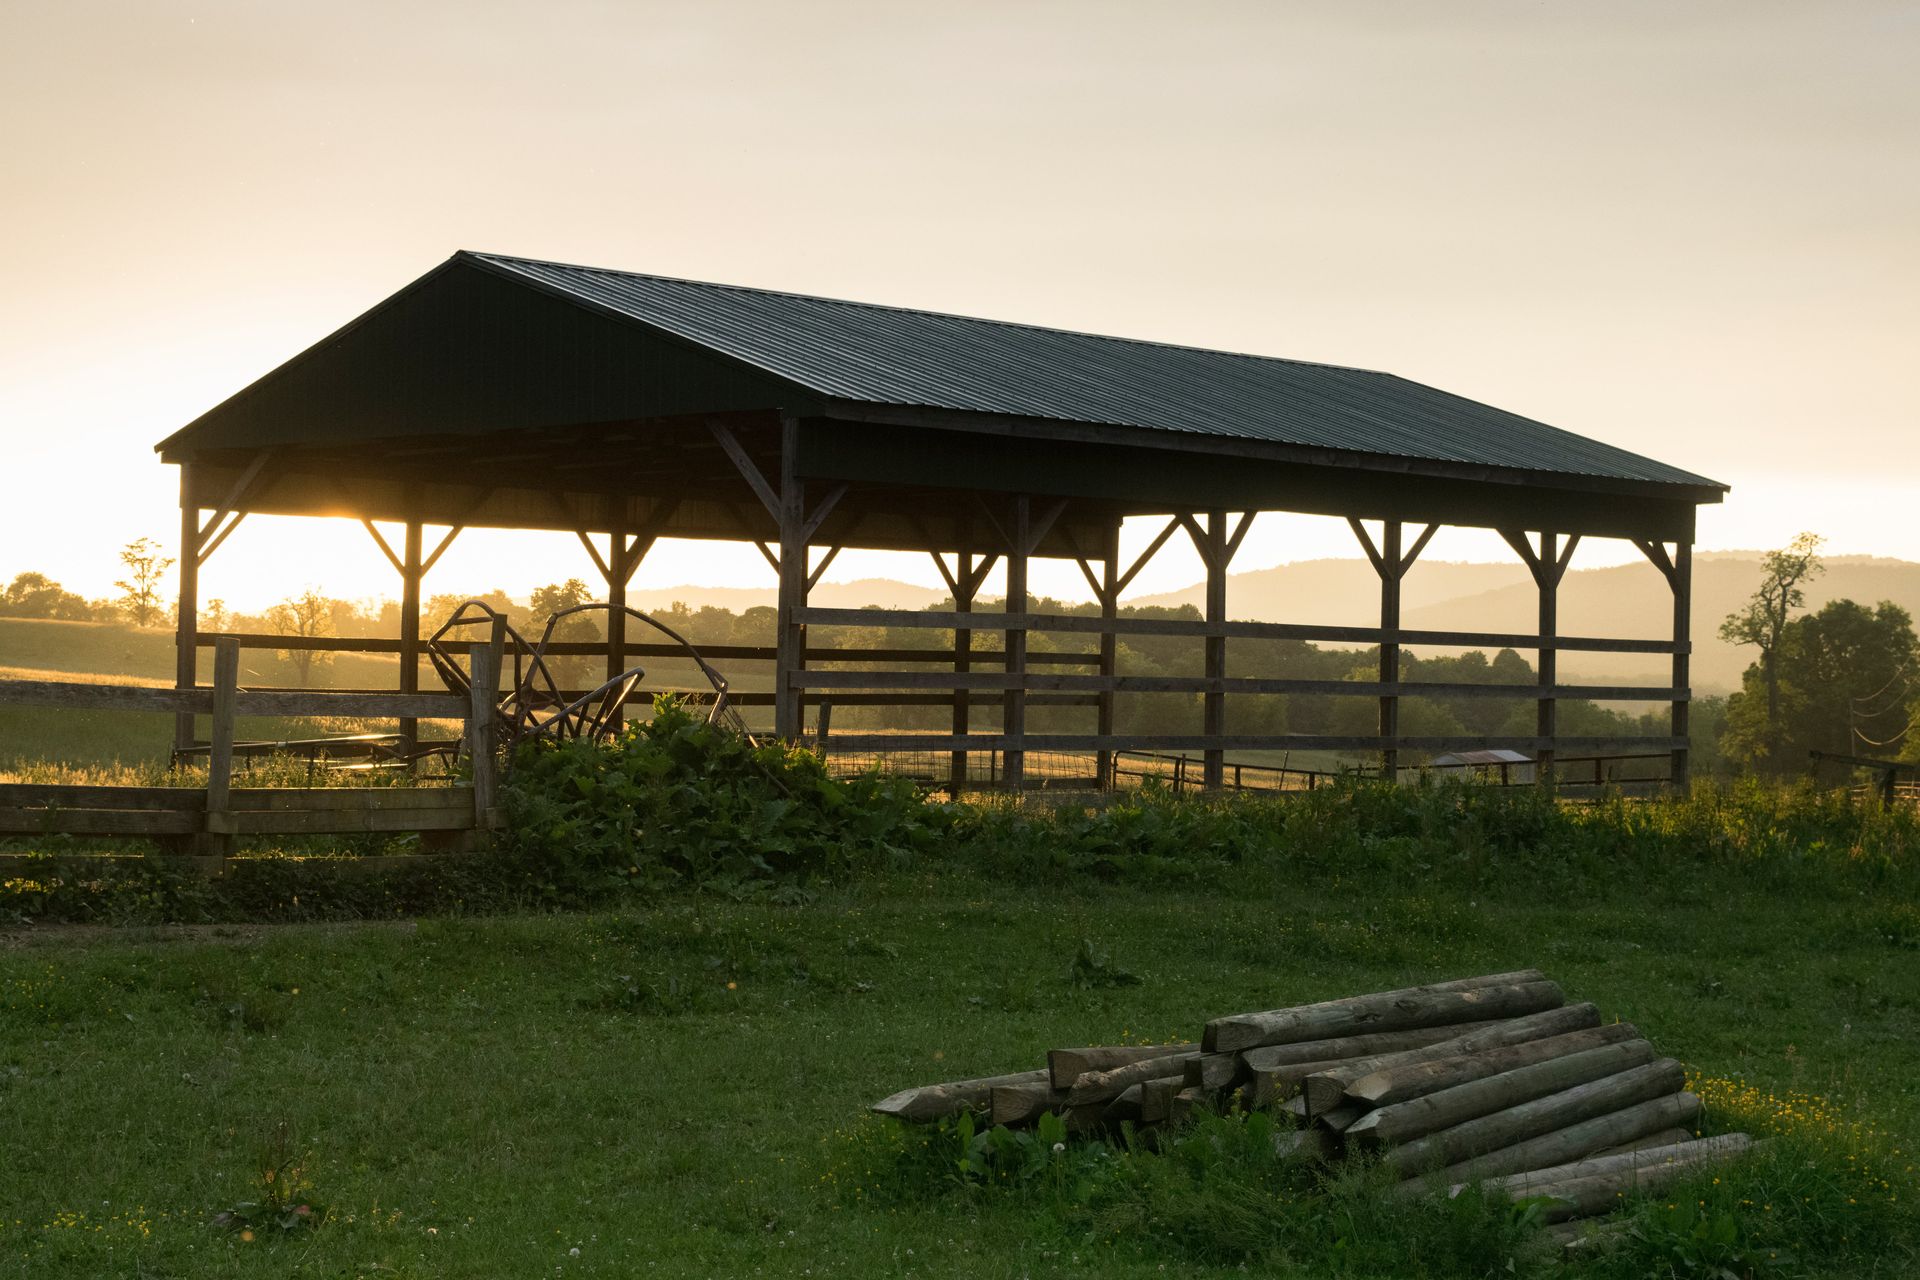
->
[726,981,737,990]
[240,1229,255,1242]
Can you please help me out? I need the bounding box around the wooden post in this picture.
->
[1203,509,1227,790]
[174,467,200,752]
[1670,540,1692,790]
[1537,530,1559,786]
[1004,496,1030,793]
[467,641,499,827]
[204,637,239,852]
[774,413,807,742]
[1380,520,1403,782]
[1097,521,1120,789]
[606,523,629,686]
[950,534,975,796]
[399,518,423,758]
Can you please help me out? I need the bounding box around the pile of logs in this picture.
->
[871,970,1756,1242]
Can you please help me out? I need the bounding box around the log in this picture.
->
[873,1067,1049,1122]
[1101,1083,1146,1124]
[1239,1020,1506,1073]
[1468,1133,1753,1199]
[1383,1059,1686,1176]
[1315,1103,1365,1132]
[1171,1085,1204,1125]
[1065,1051,1200,1107]
[1344,1023,1640,1107]
[1243,1054,1380,1108]
[1140,1078,1180,1125]
[1300,1003,1602,1114]
[1185,1053,1242,1090]
[1519,1136,1757,1223]
[1204,971,1551,1052]
[1346,1040,1657,1147]
[991,1082,1067,1127]
[1432,1091,1703,1184]
[1592,1126,1694,1158]
[1049,1043,1190,1090]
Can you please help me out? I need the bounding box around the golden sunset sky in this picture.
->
[2,1,1915,613]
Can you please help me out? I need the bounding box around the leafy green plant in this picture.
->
[498,696,949,900]
[209,1121,325,1239]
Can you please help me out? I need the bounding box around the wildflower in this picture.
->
[726,981,737,990]
[1052,1142,1066,1154]
[240,1229,255,1242]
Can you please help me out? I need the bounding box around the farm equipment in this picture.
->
[427,599,746,755]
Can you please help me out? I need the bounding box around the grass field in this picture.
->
[2,859,1915,1278]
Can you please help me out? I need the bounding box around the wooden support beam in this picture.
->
[399,518,424,758]
[951,530,975,797]
[1116,517,1181,595]
[806,544,843,593]
[1537,530,1559,784]
[774,413,808,741]
[196,511,248,566]
[361,519,406,575]
[1004,496,1031,791]
[1670,540,1693,789]
[467,641,499,826]
[1203,509,1228,789]
[174,466,200,751]
[604,524,629,690]
[1380,519,1404,780]
[1401,523,1438,574]
[1097,521,1120,789]
[709,420,781,518]
[204,637,239,858]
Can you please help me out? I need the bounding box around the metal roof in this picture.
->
[466,251,1725,493]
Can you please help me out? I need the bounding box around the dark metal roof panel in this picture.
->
[469,251,1725,492]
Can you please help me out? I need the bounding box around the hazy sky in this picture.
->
[3,1,1916,613]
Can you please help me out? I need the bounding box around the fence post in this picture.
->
[201,637,240,862]
[467,642,499,829]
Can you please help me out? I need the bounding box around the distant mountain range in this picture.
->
[631,555,1920,695]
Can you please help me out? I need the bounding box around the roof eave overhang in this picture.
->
[813,397,1729,506]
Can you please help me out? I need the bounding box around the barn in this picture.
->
[158,251,1727,789]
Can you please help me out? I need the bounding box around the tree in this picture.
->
[1722,598,1918,773]
[0,571,93,620]
[202,598,230,632]
[528,579,602,691]
[267,589,337,687]
[1718,532,1823,757]
[114,538,176,627]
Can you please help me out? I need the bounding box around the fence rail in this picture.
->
[0,638,500,865]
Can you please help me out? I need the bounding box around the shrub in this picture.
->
[496,697,950,900]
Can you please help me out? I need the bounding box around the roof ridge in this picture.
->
[461,249,1388,379]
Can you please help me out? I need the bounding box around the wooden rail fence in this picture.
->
[1,638,500,869]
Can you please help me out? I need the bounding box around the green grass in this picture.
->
[2,864,1915,1278]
